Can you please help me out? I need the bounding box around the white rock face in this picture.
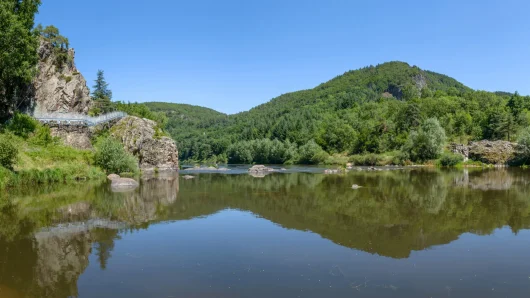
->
[32,39,92,115]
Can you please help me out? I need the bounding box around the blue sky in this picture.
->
[36,0,530,114]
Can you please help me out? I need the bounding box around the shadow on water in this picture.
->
[1,168,530,297]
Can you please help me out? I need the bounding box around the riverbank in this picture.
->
[0,131,105,189]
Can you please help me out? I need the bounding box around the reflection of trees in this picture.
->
[2,169,530,296]
[174,169,530,258]
[0,174,180,298]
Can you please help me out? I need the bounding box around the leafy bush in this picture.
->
[438,152,464,167]
[0,166,15,188]
[0,136,18,170]
[516,127,530,165]
[94,137,138,174]
[402,118,446,162]
[297,140,328,165]
[7,113,38,139]
[29,125,59,146]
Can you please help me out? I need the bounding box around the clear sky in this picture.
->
[35,0,530,114]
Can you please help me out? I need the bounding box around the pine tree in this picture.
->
[91,70,113,114]
[92,70,112,100]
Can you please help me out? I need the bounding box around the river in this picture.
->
[1,167,529,297]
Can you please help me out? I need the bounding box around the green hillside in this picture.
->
[150,61,529,164]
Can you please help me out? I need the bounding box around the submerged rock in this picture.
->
[182,175,195,180]
[111,178,139,189]
[108,174,139,191]
[351,184,362,189]
[324,169,346,174]
[248,165,274,173]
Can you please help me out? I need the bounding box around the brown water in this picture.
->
[1,167,530,298]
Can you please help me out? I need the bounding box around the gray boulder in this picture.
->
[248,165,274,173]
[111,116,179,171]
[468,140,517,165]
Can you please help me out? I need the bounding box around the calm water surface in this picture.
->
[1,167,530,297]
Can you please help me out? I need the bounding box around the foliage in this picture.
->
[6,112,38,139]
[438,152,464,167]
[402,118,446,162]
[227,139,297,164]
[146,62,529,164]
[0,0,41,121]
[28,125,59,146]
[94,137,138,174]
[516,127,530,165]
[297,140,328,164]
[0,135,18,170]
[35,24,70,68]
[114,102,167,126]
[0,130,105,188]
[91,70,113,115]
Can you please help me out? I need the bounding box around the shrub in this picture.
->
[0,136,18,170]
[0,166,14,188]
[29,125,59,146]
[517,127,530,164]
[402,118,446,162]
[94,137,139,174]
[438,152,464,167]
[7,113,38,139]
[297,140,328,164]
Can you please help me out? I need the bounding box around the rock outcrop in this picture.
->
[449,143,469,162]
[111,116,179,171]
[49,125,92,149]
[468,140,517,165]
[32,39,92,115]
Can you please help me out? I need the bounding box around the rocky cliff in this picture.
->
[111,116,179,171]
[31,39,92,115]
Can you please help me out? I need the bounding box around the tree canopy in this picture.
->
[145,62,530,164]
[0,0,41,121]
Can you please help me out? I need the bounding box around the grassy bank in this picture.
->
[0,114,141,189]
[0,133,105,188]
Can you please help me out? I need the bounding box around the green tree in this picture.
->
[35,24,70,68]
[0,0,42,121]
[517,127,530,164]
[402,118,446,162]
[6,112,38,139]
[91,70,113,114]
[0,135,18,170]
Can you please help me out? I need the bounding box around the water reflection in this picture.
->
[1,168,530,297]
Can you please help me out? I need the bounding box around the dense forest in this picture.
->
[144,62,530,165]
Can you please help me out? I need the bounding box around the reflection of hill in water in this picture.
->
[176,169,530,259]
[2,169,530,297]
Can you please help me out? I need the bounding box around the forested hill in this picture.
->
[151,61,529,164]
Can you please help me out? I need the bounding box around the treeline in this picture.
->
[226,139,328,164]
[150,62,530,165]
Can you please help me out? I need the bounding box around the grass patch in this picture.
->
[0,133,105,189]
[348,152,400,166]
